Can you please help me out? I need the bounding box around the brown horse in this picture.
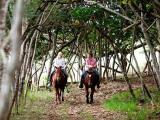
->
[51,67,66,104]
[83,69,98,104]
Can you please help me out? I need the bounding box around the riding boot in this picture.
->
[79,71,87,88]
[50,72,54,86]
[79,79,83,88]
[65,75,68,86]
[96,75,100,89]
[62,70,68,85]
[97,82,100,89]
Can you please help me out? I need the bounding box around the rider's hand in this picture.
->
[88,65,93,68]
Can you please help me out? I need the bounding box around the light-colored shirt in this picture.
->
[53,57,66,69]
[84,57,97,71]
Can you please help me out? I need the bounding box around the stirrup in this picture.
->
[97,85,100,89]
[79,83,83,88]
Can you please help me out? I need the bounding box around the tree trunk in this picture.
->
[98,36,102,79]
[96,28,135,98]
[132,52,152,100]
[139,39,160,90]
[37,54,48,91]
[47,30,57,87]
[112,55,116,81]
[0,0,23,119]
[140,11,160,87]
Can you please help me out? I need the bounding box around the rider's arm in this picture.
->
[61,58,66,69]
[54,58,62,68]
[92,58,97,68]
[85,58,97,68]
[85,58,90,70]
[53,58,57,67]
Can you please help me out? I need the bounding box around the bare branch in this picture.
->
[84,0,134,23]
[122,20,141,32]
[146,18,158,31]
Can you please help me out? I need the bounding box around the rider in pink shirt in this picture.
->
[79,51,100,88]
[84,57,97,71]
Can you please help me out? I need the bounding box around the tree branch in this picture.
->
[84,0,134,23]
[122,20,141,32]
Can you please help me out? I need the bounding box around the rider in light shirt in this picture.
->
[50,52,68,85]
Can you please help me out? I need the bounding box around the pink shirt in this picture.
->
[85,57,97,71]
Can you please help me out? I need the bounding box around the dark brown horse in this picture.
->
[83,69,98,104]
[51,67,66,104]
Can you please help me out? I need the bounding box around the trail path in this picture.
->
[46,81,140,120]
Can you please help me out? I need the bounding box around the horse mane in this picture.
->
[52,67,65,84]
[56,67,62,75]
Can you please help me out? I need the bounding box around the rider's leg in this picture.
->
[62,69,68,85]
[50,70,55,86]
[79,71,84,88]
[94,70,100,88]
[79,71,87,88]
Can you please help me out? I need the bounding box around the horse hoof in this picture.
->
[89,102,93,104]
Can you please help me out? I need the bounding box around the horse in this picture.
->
[83,68,98,104]
[51,66,66,104]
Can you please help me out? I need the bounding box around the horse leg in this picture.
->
[90,87,95,104]
[61,88,64,101]
[58,88,61,104]
[55,88,58,104]
[85,87,89,104]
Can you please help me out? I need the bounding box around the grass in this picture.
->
[27,90,52,102]
[103,88,160,120]
[11,90,52,120]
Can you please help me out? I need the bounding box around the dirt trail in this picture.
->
[46,81,140,120]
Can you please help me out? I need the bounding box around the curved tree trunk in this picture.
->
[47,30,57,87]
[0,0,23,119]
[112,55,116,81]
[37,54,48,91]
[140,13,160,87]
[139,39,160,90]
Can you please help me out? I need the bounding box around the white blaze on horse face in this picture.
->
[55,73,60,81]
[87,74,91,86]
[57,76,60,81]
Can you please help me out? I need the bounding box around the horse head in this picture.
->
[84,71,94,88]
[54,66,63,81]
